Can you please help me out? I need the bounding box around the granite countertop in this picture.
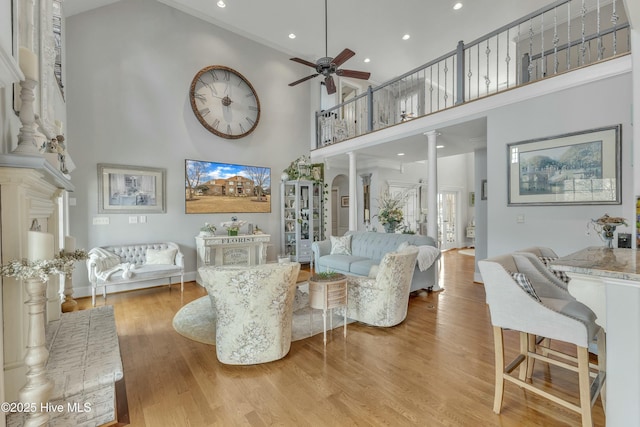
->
[551,246,640,282]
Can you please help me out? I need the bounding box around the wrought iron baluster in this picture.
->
[580,0,587,66]
[596,0,603,60]
[429,66,434,114]
[541,12,545,78]
[611,0,618,55]
[444,59,449,107]
[505,28,511,88]
[567,1,571,71]
[467,48,472,100]
[553,7,559,74]
[528,18,534,81]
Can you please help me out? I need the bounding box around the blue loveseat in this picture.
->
[311,231,441,292]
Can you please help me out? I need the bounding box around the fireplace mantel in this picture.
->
[0,154,74,192]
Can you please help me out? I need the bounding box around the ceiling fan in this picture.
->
[288,0,371,95]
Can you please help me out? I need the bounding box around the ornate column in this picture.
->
[347,152,357,231]
[425,131,438,241]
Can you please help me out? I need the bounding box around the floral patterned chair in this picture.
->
[344,246,419,327]
[199,262,301,365]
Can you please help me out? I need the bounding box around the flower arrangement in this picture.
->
[221,216,247,235]
[200,222,217,234]
[0,249,88,282]
[588,213,628,248]
[375,190,407,231]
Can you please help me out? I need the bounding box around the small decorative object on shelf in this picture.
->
[199,222,217,236]
[221,216,246,236]
[588,213,628,248]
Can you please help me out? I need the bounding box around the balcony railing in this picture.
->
[315,0,630,149]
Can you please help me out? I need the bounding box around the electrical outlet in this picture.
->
[129,216,138,224]
[516,214,525,223]
[93,217,109,225]
[139,216,147,223]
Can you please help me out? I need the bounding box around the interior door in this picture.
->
[438,191,459,250]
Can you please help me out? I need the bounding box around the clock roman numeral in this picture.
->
[227,124,232,135]
[199,107,210,117]
[223,70,230,81]
[212,118,220,129]
[193,93,206,103]
[245,117,255,126]
[238,123,246,134]
[248,105,258,111]
[210,70,218,81]
[245,92,255,98]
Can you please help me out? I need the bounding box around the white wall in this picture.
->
[485,72,633,257]
[65,0,312,294]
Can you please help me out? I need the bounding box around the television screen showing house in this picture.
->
[185,159,271,213]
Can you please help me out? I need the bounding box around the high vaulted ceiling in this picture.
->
[65,0,553,83]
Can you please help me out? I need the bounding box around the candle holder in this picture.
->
[13,78,41,155]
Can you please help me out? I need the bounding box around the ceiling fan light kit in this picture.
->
[288,0,370,94]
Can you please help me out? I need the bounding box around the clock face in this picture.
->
[189,66,261,139]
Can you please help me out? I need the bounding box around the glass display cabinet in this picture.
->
[281,180,323,264]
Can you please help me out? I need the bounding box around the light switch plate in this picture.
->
[129,216,138,224]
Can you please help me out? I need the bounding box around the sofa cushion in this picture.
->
[145,248,177,265]
[350,259,378,276]
[95,264,183,285]
[330,235,352,255]
[318,254,369,272]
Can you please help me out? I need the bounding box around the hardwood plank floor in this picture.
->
[79,250,605,426]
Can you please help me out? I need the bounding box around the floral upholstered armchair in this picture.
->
[345,246,419,327]
[198,262,301,365]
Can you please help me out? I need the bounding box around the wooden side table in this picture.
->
[309,274,348,345]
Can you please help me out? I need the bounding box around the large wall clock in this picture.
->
[189,65,261,139]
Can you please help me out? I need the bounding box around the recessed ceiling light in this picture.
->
[217,0,226,8]
[397,153,405,156]
[453,2,463,10]
[364,58,371,63]
[437,145,444,148]
[288,33,296,39]
[402,34,411,41]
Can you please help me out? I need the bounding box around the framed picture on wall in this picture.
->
[507,125,621,206]
[341,196,349,207]
[98,164,166,213]
[185,159,271,214]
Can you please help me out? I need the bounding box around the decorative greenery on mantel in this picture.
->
[0,249,88,282]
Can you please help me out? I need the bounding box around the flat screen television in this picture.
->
[185,159,271,214]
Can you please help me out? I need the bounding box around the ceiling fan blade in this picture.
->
[290,57,317,68]
[324,76,336,94]
[336,69,371,80]
[332,48,355,67]
[289,74,320,86]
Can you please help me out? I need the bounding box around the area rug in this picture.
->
[172,292,353,345]
[459,248,475,257]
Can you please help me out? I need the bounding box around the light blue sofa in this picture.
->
[311,231,440,292]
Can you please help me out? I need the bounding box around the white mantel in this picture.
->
[0,161,70,404]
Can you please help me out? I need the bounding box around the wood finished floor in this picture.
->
[79,249,605,426]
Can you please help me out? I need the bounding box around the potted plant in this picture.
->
[199,222,216,236]
[221,216,246,236]
[375,190,407,233]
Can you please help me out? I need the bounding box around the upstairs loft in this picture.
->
[312,0,631,157]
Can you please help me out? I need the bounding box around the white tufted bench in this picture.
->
[87,242,184,306]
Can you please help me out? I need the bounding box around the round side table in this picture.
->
[308,273,348,345]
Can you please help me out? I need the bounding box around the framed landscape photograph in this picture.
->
[185,159,271,214]
[507,125,621,206]
[98,164,166,213]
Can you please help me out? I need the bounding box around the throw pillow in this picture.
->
[330,235,352,255]
[509,271,540,301]
[538,256,570,284]
[145,248,177,265]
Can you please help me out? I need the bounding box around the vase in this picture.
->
[383,222,398,233]
[228,230,238,236]
[602,225,616,248]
